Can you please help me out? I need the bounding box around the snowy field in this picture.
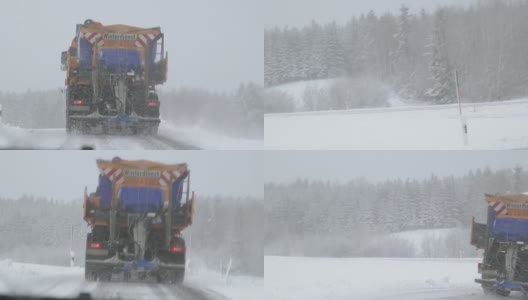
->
[269,79,336,109]
[0,260,262,300]
[388,228,469,256]
[0,120,263,150]
[265,98,528,150]
[268,78,408,110]
[264,256,507,300]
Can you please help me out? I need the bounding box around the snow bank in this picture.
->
[265,256,481,300]
[388,228,469,256]
[0,260,83,297]
[0,124,76,149]
[0,121,263,150]
[268,78,336,108]
[265,98,528,150]
[0,260,82,279]
[159,121,263,150]
[186,267,264,300]
[269,78,416,109]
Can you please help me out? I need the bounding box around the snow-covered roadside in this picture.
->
[269,78,336,109]
[0,259,83,280]
[265,98,528,150]
[0,260,84,297]
[159,121,263,150]
[186,268,264,300]
[388,228,470,256]
[265,256,482,300]
[0,120,263,150]
[0,125,67,149]
[268,78,412,110]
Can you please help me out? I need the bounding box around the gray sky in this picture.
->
[0,151,263,201]
[264,0,476,28]
[0,0,263,93]
[3,151,526,199]
[265,151,528,184]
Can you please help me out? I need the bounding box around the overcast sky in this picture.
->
[265,151,528,184]
[0,0,263,93]
[0,151,263,201]
[3,151,528,199]
[264,0,476,28]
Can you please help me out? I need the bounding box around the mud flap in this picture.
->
[476,278,526,292]
[104,115,139,133]
[69,114,160,134]
[471,217,487,249]
[123,259,159,272]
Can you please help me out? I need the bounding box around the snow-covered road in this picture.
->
[0,261,261,300]
[6,129,200,150]
[0,127,199,150]
[0,121,263,150]
[265,256,520,300]
[18,274,220,300]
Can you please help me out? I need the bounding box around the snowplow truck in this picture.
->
[83,158,194,283]
[61,19,168,134]
[471,194,528,296]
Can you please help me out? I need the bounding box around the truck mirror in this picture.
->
[470,217,488,249]
[164,54,169,82]
[61,51,67,65]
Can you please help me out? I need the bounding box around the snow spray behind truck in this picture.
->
[83,157,194,283]
[61,19,168,134]
[471,194,528,296]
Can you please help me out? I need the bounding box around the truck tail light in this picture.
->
[147,101,160,108]
[170,245,185,253]
[478,263,491,273]
[70,99,84,105]
[88,242,101,249]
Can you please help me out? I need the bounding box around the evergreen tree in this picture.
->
[264,30,278,87]
[425,9,455,104]
[286,28,304,82]
[392,5,414,97]
[266,164,528,258]
[299,27,315,80]
[358,12,379,76]
[324,22,346,78]
[309,20,328,79]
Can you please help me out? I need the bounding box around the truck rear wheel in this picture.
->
[149,125,159,135]
[174,270,184,284]
[85,233,94,281]
[66,119,72,134]
[123,271,131,282]
[85,264,96,281]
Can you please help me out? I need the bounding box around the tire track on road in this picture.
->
[58,133,201,150]
[147,134,201,150]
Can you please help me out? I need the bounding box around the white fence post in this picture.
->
[225,258,233,284]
